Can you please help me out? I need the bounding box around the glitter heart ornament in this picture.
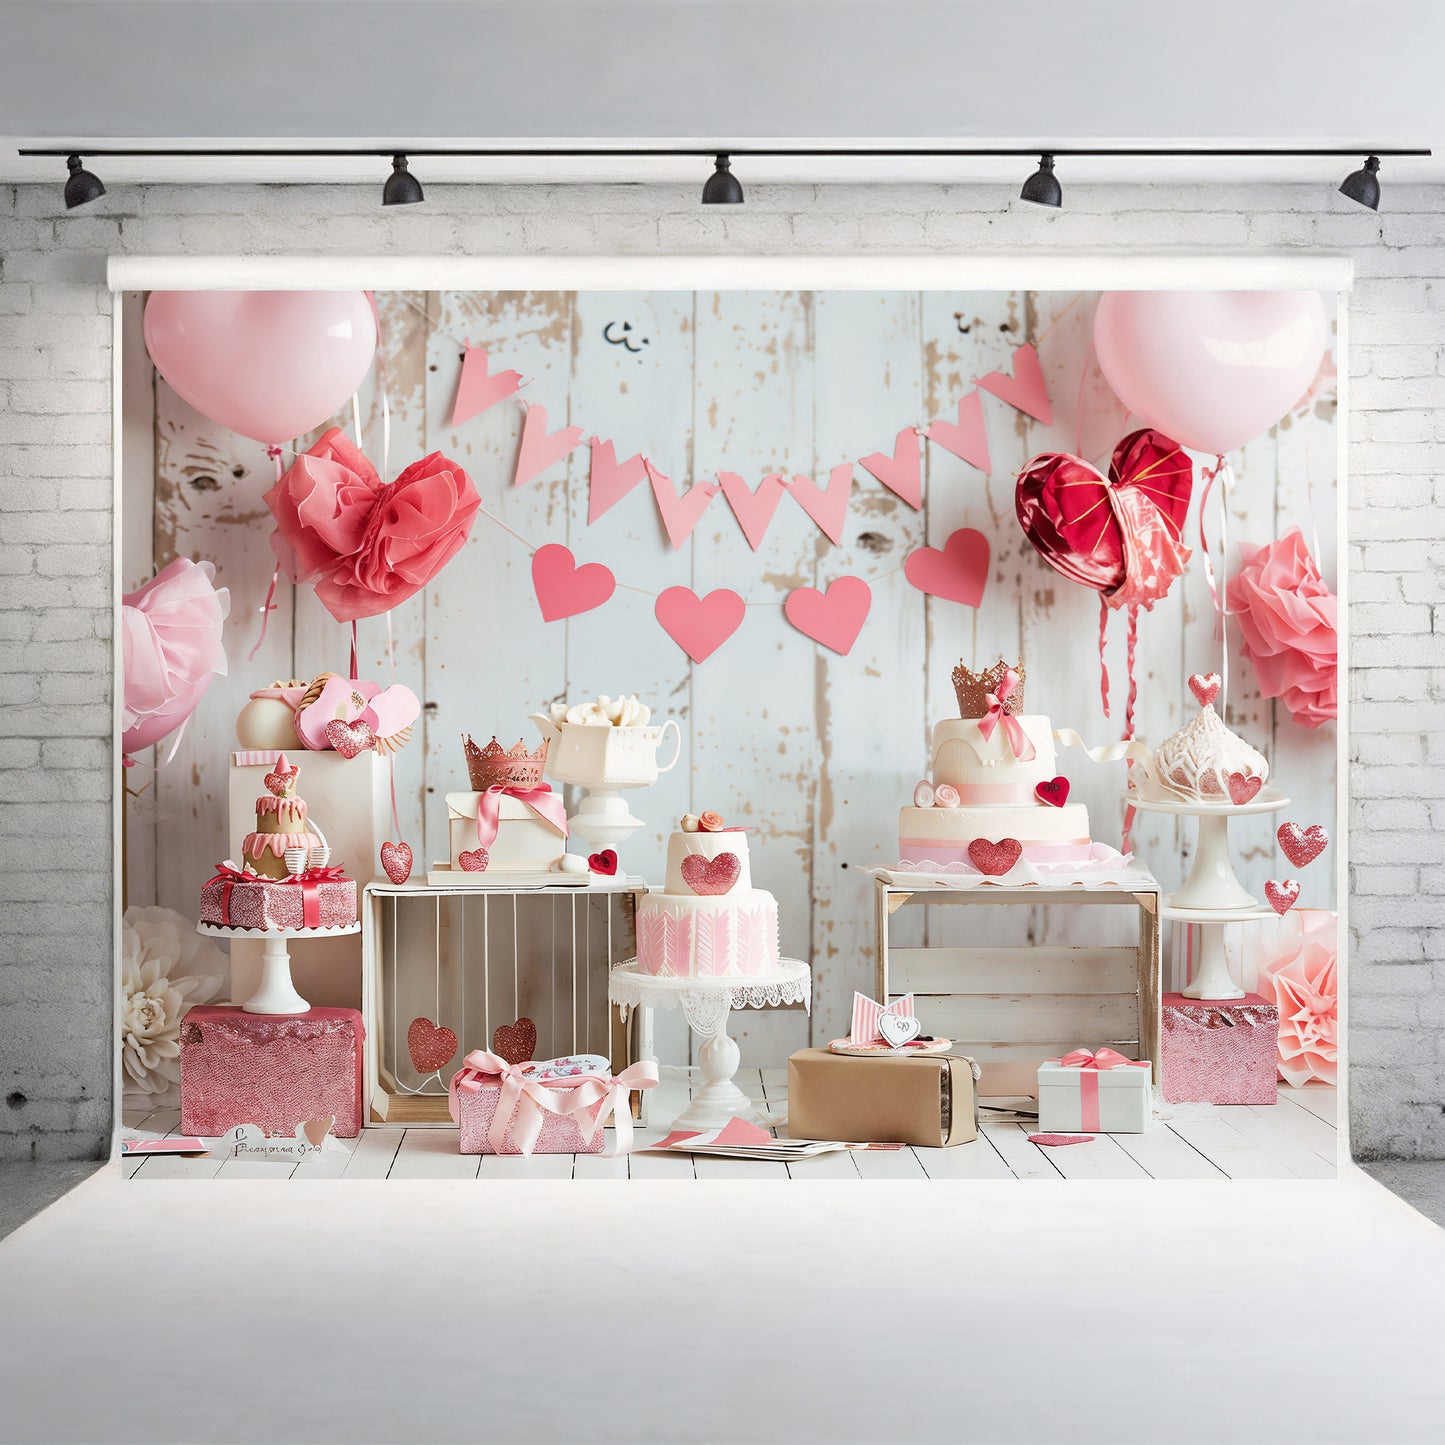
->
[407,1017,458,1074]
[264,759,297,796]
[1035,777,1070,808]
[458,847,490,872]
[1277,822,1329,869]
[1265,879,1301,915]
[325,718,375,759]
[492,1017,538,1067]
[1227,772,1264,806]
[1188,672,1222,708]
[587,849,618,876]
[679,851,742,896]
[968,838,1023,876]
[380,840,413,885]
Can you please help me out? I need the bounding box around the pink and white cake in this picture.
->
[635,815,780,977]
[898,661,1093,869]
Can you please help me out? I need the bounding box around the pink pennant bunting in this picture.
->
[717,471,789,551]
[647,460,720,551]
[655,586,746,663]
[587,437,649,524]
[975,341,1052,425]
[858,426,923,510]
[926,392,991,473]
[450,344,523,430]
[783,576,872,655]
[511,404,585,488]
[531,543,616,622]
[787,463,854,544]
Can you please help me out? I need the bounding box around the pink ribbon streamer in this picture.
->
[975,668,1037,761]
[447,1049,658,1155]
[475,783,569,849]
[1053,1047,1150,1132]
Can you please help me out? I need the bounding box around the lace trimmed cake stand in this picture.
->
[198,921,360,1015]
[609,958,810,1129]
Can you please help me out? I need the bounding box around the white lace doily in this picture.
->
[609,958,811,1036]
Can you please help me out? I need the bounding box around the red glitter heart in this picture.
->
[679,851,741,896]
[1265,878,1300,915]
[587,849,618,876]
[1277,822,1328,869]
[492,1017,537,1066]
[1035,777,1070,808]
[380,840,413,885]
[1227,772,1263,806]
[263,762,296,797]
[968,837,1023,876]
[1188,672,1222,708]
[325,718,375,759]
[407,1017,458,1075]
[458,847,489,873]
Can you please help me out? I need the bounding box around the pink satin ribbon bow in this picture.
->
[447,1049,658,1155]
[975,668,1037,762]
[1053,1047,1150,1132]
[475,784,570,849]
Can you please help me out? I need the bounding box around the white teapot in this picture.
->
[530,695,681,791]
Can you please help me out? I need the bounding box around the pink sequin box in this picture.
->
[199,876,357,931]
[1160,992,1279,1105]
[179,1005,365,1137]
[454,1082,606,1155]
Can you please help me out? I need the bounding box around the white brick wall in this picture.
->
[0,179,1438,1160]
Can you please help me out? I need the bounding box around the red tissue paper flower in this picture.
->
[1251,910,1338,1087]
[264,427,480,623]
[1226,527,1337,729]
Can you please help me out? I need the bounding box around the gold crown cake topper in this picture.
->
[952,660,1026,719]
[463,734,550,790]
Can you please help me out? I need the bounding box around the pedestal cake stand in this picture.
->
[198,921,360,1015]
[609,958,810,1130]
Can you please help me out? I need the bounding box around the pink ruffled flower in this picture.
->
[1252,910,1338,1087]
[294,675,420,751]
[933,784,962,809]
[265,428,480,623]
[1226,528,1337,729]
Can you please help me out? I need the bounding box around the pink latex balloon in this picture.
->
[1093,291,1327,455]
[143,290,378,445]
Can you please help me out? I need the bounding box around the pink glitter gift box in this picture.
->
[180,1005,365,1137]
[200,867,357,931]
[454,1078,608,1155]
[1160,993,1280,1105]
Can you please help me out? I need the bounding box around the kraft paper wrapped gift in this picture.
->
[1037,1048,1152,1134]
[786,1049,979,1147]
[1161,993,1279,1104]
[445,788,568,872]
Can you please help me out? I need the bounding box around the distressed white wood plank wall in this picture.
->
[124,289,1339,1066]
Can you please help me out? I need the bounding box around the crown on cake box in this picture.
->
[463,734,550,790]
[952,660,1026,719]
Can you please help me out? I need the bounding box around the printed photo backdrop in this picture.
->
[120,287,1340,1059]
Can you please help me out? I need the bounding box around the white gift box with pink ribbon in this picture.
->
[1037,1048,1152,1134]
[444,786,568,872]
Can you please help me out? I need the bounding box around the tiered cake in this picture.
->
[636,815,780,977]
[898,661,1093,868]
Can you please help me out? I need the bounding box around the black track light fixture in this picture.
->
[702,154,744,205]
[382,153,424,206]
[1339,154,1382,210]
[63,154,105,209]
[1019,153,1062,208]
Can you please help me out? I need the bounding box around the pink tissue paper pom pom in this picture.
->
[1251,909,1338,1087]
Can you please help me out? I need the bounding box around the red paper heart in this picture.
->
[458,847,490,873]
[1265,879,1301,915]
[492,1017,537,1066]
[1227,772,1263,806]
[783,576,872,655]
[263,762,296,797]
[1035,777,1070,808]
[903,528,990,607]
[407,1017,458,1075]
[967,838,1023,876]
[380,840,413,885]
[325,718,375,759]
[531,543,616,622]
[588,849,618,876]
[679,851,742,896]
[1277,822,1329,870]
[1188,672,1222,708]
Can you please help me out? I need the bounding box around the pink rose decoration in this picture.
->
[294,675,421,752]
[933,784,962,809]
[265,427,480,623]
[1251,909,1338,1087]
[1226,528,1337,729]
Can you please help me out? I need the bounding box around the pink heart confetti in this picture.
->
[380,840,413,885]
[325,719,375,759]
[1227,772,1263,806]
[1027,1133,1097,1147]
[1277,822,1329,869]
[1188,672,1222,708]
[783,576,872,655]
[1265,878,1301,915]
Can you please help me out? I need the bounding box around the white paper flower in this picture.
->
[121,906,227,1107]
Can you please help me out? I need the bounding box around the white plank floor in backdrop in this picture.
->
[123,1072,1336,1181]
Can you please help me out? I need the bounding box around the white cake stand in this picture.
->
[1130,792,1289,911]
[1158,899,1277,1001]
[609,958,811,1130]
[198,921,360,1015]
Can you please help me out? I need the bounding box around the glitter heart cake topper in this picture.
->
[1188,672,1222,708]
[264,755,298,797]
[679,852,741,896]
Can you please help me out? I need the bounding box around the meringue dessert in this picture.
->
[1148,703,1270,802]
[543,694,651,728]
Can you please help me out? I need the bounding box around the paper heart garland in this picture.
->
[1035,777,1070,808]
[858,426,923,509]
[407,1017,458,1075]
[926,392,991,473]
[904,528,990,607]
[783,577,872,655]
[492,1017,538,1066]
[588,849,618,876]
[588,438,649,523]
[1227,772,1264,806]
[325,718,375,759]
[655,586,745,663]
[512,403,585,488]
[877,1012,923,1048]
[1265,879,1301,915]
[531,543,616,622]
[458,847,490,873]
[968,838,1023,876]
[975,342,1053,425]
[646,460,720,550]
[717,471,789,551]
[680,851,742,896]
[450,344,523,429]
[787,464,854,544]
[1188,672,1223,708]
[380,840,413,885]
[1278,823,1329,869]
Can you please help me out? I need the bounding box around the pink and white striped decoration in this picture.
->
[850,991,916,1046]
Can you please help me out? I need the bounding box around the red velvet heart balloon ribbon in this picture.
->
[475,783,570,849]
[975,667,1036,761]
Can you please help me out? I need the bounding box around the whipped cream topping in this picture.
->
[1150,705,1269,801]
[546,694,652,728]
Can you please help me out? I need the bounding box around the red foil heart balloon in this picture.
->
[380,840,413,885]
[458,847,490,872]
[1035,777,1070,808]
[587,849,618,876]
[492,1017,537,1066]
[1265,879,1301,915]
[407,1017,458,1075]
[1188,672,1222,708]
[1277,823,1328,869]
[1227,772,1264,806]
[679,852,741,896]
[968,838,1023,876]
[325,718,375,759]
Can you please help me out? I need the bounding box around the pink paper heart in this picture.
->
[1227,772,1263,806]
[975,342,1053,425]
[325,718,375,759]
[407,1017,458,1074]
[858,426,923,510]
[459,847,490,873]
[380,840,413,885]
[904,528,990,606]
[717,471,789,551]
[925,392,991,473]
[968,838,1023,876]
[450,344,523,429]
[783,576,872,655]
[512,403,584,488]
[1277,822,1328,869]
[787,463,854,544]
[531,543,616,622]
[1265,878,1300,915]
[1035,777,1070,808]
[646,460,720,550]
[587,438,649,523]
[1189,672,1222,708]
[301,1115,336,1147]
[655,586,745,663]
[679,851,742,896]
